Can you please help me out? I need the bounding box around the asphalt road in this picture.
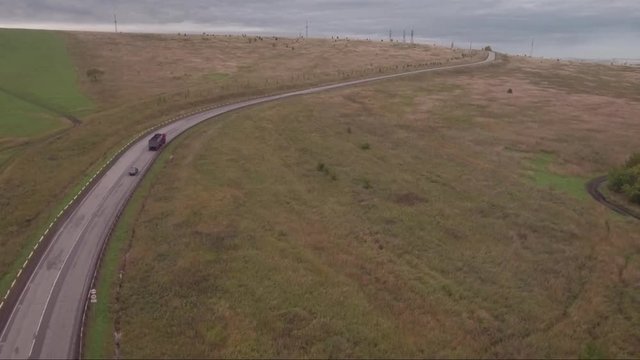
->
[0,51,495,359]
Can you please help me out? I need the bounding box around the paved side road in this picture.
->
[0,52,495,359]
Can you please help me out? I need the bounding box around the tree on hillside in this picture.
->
[86,68,105,82]
[608,152,640,204]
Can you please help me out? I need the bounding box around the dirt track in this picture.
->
[586,175,640,220]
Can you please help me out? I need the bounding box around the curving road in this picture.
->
[0,52,495,359]
[586,175,640,219]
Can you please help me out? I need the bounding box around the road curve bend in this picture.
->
[586,175,640,219]
[0,52,495,359]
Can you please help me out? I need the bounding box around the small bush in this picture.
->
[507,88,513,94]
[608,152,640,204]
[360,143,370,150]
[623,183,640,203]
[316,162,337,181]
[625,153,640,168]
[86,68,105,82]
[362,179,372,189]
[608,168,631,192]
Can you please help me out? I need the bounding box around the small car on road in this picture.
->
[128,167,139,176]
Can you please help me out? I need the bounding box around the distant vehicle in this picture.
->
[128,167,139,176]
[148,133,166,151]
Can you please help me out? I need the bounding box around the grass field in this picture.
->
[64,32,480,107]
[0,29,92,139]
[0,92,61,138]
[87,56,640,357]
[0,29,472,321]
[529,153,589,200]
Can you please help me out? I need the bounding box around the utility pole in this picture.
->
[530,38,535,57]
[403,29,406,43]
[305,21,308,38]
[389,29,392,42]
[410,29,414,44]
[113,13,118,33]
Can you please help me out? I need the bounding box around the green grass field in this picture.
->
[530,153,589,200]
[0,29,92,138]
[0,92,62,137]
[87,58,640,357]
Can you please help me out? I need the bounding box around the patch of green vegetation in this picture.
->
[0,29,93,138]
[84,141,177,359]
[316,161,337,180]
[579,342,606,359]
[0,91,63,137]
[530,152,588,200]
[203,72,230,82]
[608,152,640,204]
[433,99,486,125]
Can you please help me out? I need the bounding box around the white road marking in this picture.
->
[28,213,94,358]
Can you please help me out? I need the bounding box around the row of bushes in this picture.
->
[608,153,640,203]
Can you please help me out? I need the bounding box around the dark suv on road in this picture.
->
[148,133,166,151]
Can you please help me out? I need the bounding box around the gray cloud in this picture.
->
[1,0,639,58]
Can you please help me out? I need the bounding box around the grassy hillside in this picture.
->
[0,29,92,138]
[87,57,640,357]
[65,32,480,107]
[0,30,471,319]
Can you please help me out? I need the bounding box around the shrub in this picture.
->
[360,143,370,150]
[625,152,640,168]
[608,153,640,204]
[623,183,640,203]
[86,68,105,82]
[316,162,337,181]
[608,168,631,192]
[507,88,513,94]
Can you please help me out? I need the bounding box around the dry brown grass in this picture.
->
[96,55,640,358]
[65,31,479,108]
[0,31,471,299]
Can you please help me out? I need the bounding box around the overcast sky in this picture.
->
[1,0,639,59]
